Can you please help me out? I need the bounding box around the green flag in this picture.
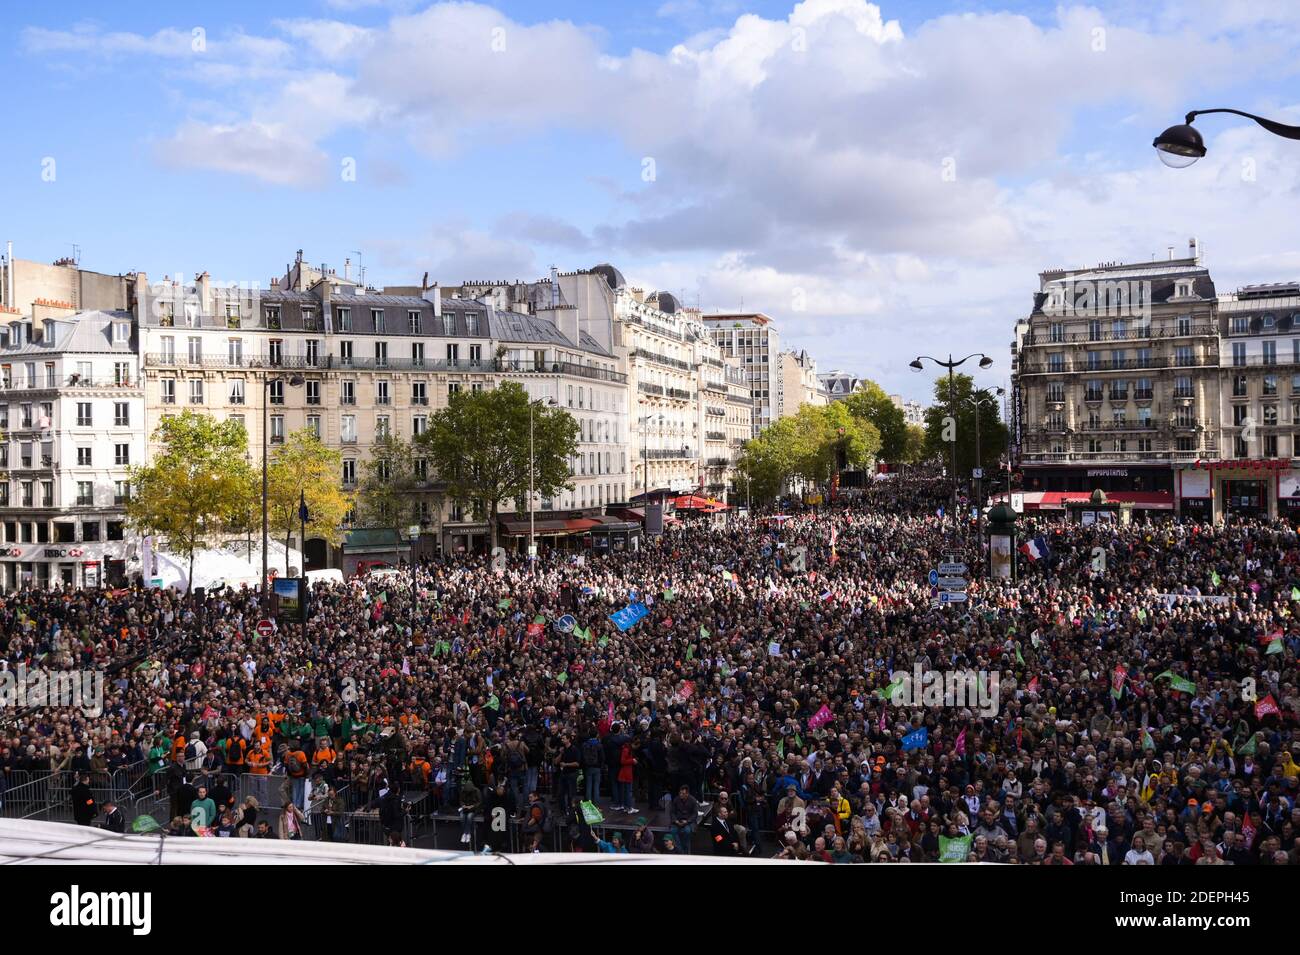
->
[776,738,784,758]
[1210,570,1221,587]
[574,625,592,642]
[556,672,568,685]
[938,833,973,863]
[1156,670,1197,694]
[534,614,546,625]
[497,598,512,609]
[1293,586,1300,601]
[1141,729,1154,751]
[1237,732,1258,757]
[598,636,609,648]
[1015,646,1025,665]
[793,733,803,750]
[699,624,710,640]
[663,588,676,602]
[377,591,388,604]
[485,693,500,711]
[1266,638,1284,655]
[686,644,695,661]
[1136,608,1146,624]
[876,676,905,701]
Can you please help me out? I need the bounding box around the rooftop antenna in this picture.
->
[350,250,365,288]
[70,243,81,265]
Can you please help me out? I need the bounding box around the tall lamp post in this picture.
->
[262,372,304,603]
[909,353,994,543]
[1154,109,1300,167]
[967,386,1005,573]
[528,396,557,565]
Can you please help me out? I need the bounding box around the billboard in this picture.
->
[272,577,308,623]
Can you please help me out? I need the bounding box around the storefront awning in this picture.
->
[1029,491,1175,511]
[499,517,600,537]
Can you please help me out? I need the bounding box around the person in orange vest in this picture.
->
[409,753,432,790]
[246,745,271,775]
[313,737,337,769]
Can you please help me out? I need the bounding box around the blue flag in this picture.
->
[901,727,929,751]
[608,602,649,632]
[553,614,576,634]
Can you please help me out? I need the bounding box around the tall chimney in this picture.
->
[344,257,351,281]
[6,240,13,311]
[1189,236,1198,262]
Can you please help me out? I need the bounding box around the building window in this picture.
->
[189,379,204,404]
[341,380,355,405]
[447,344,459,363]
[408,311,421,334]
[114,402,129,427]
[375,342,388,367]
[270,415,285,443]
[115,444,130,466]
[230,378,246,405]
[306,415,321,438]
[442,314,455,336]
[306,380,320,405]
[412,342,425,367]
[76,402,92,427]
[413,415,427,436]
[341,415,357,444]
[269,380,285,405]
[306,339,320,367]
[76,481,93,507]
[376,415,390,438]
[114,481,130,505]
[188,337,202,363]
[466,314,479,336]
[269,339,283,366]
[265,305,282,329]
[469,344,482,364]
[77,447,92,467]
[371,309,384,333]
[161,378,176,404]
[377,380,390,405]
[412,382,427,405]
[342,460,357,486]
[339,341,353,366]
[332,308,346,332]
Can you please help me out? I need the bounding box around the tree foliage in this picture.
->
[419,382,579,547]
[126,411,254,590]
[267,429,351,575]
[356,433,421,540]
[843,381,907,462]
[735,402,880,505]
[922,373,1009,479]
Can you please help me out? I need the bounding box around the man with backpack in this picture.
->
[281,743,310,812]
[581,731,606,803]
[184,731,207,773]
[503,733,529,815]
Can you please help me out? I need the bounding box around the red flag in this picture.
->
[1241,812,1257,849]
[607,699,615,725]
[1016,725,1023,749]
[461,608,471,626]
[1255,694,1280,719]
[1027,675,1039,695]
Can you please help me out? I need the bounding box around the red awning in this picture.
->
[673,494,725,510]
[1031,491,1174,511]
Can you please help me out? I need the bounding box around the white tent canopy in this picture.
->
[143,548,260,592]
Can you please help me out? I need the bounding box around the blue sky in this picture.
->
[5,1,1300,401]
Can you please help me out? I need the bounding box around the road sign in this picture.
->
[972,467,984,479]
[938,590,968,604]
[937,576,967,589]
[939,562,967,576]
[928,569,939,586]
[256,619,275,637]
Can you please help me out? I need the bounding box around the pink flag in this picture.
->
[808,704,833,730]
[955,728,967,756]
[878,708,887,733]
[607,699,615,724]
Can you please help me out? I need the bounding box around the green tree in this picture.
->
[419,382,578,548]
[736,404,880,504]
[843,381,907,462]
[127,411,254,591]
[356,433,421,543]
[267,429,351,576]
[901,423,928,464]
[922,374,1009,481]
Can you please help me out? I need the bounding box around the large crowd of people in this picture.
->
[1,473,1297,863]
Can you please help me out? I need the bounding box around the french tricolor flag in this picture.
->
[1019,534,1050,562]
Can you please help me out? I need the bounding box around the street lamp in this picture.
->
[966,386,1005,571]
[910,354,994,541]
[528,396,557,565]
[262,372,304,602]
[1154,109,1300,168]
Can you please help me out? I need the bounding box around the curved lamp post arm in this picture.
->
[1186,109,1300,141]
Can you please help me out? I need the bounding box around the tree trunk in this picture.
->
[489,498,498,551]
[286,529,293,578]
[187,546,195,595]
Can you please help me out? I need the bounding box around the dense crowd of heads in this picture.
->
[1,473,1297,862]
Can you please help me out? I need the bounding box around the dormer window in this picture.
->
[1262,313,1276,330]
[265,305,282,329]
[1176,281,1191,298]
[114,322,130,344]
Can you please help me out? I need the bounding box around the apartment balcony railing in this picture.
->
[638,382,664,396]
[705,406,726,417]
[144,354,626,384]
[666,387,692,400]
[1022,324,1217,346]
[629,348,693,372]
[1018,356,1213,374]
[644,447,696,460]
[705,456,730,467]
[1227,354,1300,369]
[705,431,726,441]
